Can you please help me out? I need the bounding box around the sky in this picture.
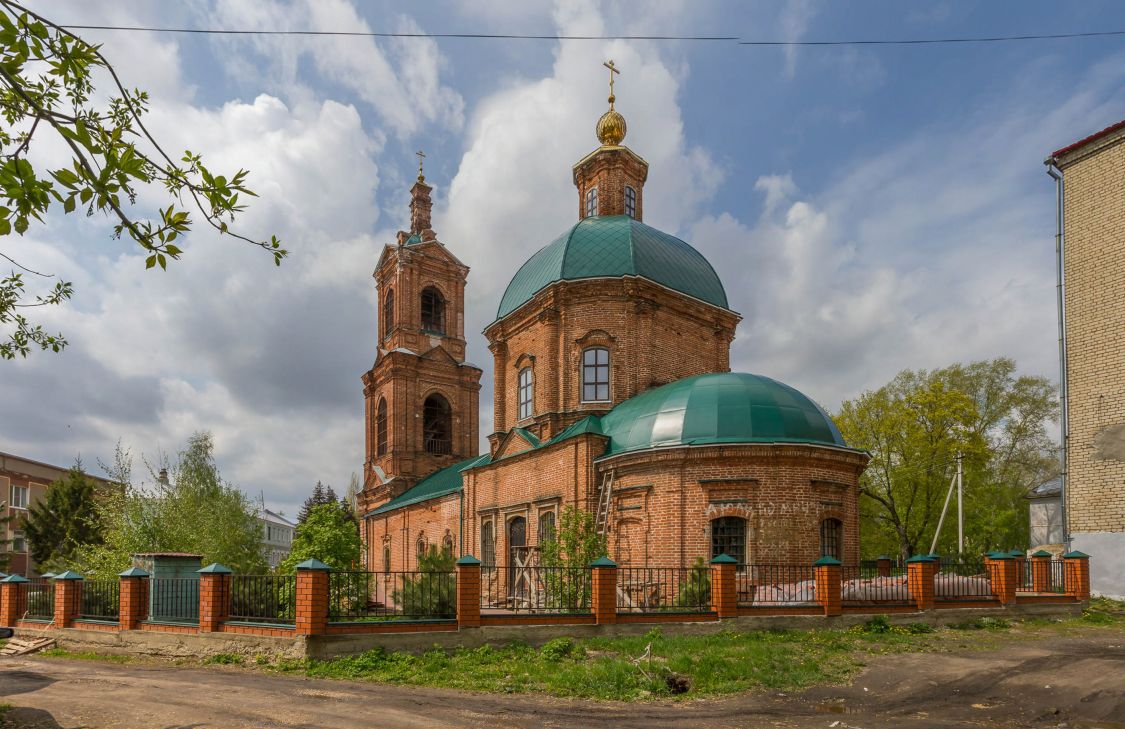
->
[4,0,1125,519]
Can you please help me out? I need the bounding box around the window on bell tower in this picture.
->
[376,398,388,456]
[423,393,453,455]
[624,186,636,219]
[420,286,445,333]
[585,187,598,217]
[383,289,394,338]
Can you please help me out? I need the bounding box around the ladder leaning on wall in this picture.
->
[595,469,615,536]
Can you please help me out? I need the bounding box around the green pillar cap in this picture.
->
[0,572,7,579]
[906,554,932,563]
[295,558,332,571]
[53,570,84,580]
[119,567,151,578]
[1,574,29,583]
[197,563,232,574]
[589,556,617,568]
[455,555,481,566]
[40,572,57,579]
[814,556,841,566]
[710,554,738,565]
[1031,550,1053,558]
[1063,551,1090,559]
[986,551,1013,560]
[876,555,892,561]
[1009,549,1025,557]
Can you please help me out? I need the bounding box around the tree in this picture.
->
[280,502,362,573]
[393,545,456,618]
[0,504,13,572]
[72,432,267,577]
[540,506,608,611]
[23,463,103,571]
[0,2,285,359]
[837,358,1056,560]
[297,481,338,525]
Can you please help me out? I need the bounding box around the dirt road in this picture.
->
[1,631,1123,728]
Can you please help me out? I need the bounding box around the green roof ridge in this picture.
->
[365,455,485,517]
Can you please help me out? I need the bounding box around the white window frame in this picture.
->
[625,185,636,218]
[585,186,598,217]
[12,529,26,553]
[581,347,611,402]
[518,367,534,420]
[10,484,29,510]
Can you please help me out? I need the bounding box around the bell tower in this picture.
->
[360,153,482,510]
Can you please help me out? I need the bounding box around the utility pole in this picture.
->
[956,451,964,556]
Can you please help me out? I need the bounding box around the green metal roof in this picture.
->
[598,372,849,456]
[365,455,487,517]
[495,215,730,320]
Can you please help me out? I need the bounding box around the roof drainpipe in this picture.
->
[1045,157,1070,551]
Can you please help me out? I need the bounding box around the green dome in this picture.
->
[599,372,848,456]
[496,215,729,320]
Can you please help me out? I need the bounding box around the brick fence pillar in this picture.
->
[876,556,892,578]
[1030,550,1052,593]
[986,552,1018,605]
[198,563,232,632]
[118,567,150,630]
[455,555,481,628]
[295,558,331,636]
[590,556,617,625]
[53,571,84,628]
[1,574,29,626]
[814,556,842,617]
[709,554,738,618]
[907,555,934,611]
[1063,551,1091,601]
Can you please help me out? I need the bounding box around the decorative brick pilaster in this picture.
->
[986,552,1018,604]
[814,556,842,617]
[53,571,84,628]
[455,555,481,628]
[295,558,331,636]
[907,555,934,611]
[876,556,892,578]
[590,556,617,625]
[198,563,232,632]
[710,554,738,618]
[118,567,149,630]
[1031,550,1053,593]
[1063,551,1091,601]
[1,574,29,626]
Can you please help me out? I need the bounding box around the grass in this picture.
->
[38,648,133,664]
[0,703,11,716]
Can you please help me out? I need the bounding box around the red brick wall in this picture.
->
[366,493,461,571]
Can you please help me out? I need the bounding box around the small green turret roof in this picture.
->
[495,215,730,321]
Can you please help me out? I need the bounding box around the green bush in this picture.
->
[676,557,711,609]
[902,622,936,634]
[204,653,244,665]
[540,637,583,662]
[862,615,893,634]
[393,546,456,618]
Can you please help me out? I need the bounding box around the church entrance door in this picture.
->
[508,516,526,593]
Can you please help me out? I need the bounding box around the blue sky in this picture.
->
[4,0,1125,518]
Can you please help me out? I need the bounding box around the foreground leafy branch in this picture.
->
[0,1,286,358]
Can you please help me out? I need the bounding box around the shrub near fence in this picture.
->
[229,575,295,625]
[736,565,817,607]
[79,579,120,621]
[328,571,456,621]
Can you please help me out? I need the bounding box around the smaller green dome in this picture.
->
[496,215,729,321]
[599,372,848,455]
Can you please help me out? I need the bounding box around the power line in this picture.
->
[56,24,1125,46]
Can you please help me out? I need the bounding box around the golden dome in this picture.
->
[596,95,626,146]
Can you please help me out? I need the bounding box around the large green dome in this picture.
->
[495,215,729,320]
[598,372,848,456]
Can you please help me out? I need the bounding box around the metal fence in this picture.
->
[229,575,295,625]
[841,566,912,605]
[26,580,54,620]
[149,577,200,624]
[328,571,456,621]
[480,566,592,613]
[1019,559,1067,594]
[858,558,906,577]
[615,566,711,612]
[78,579,120,621]
[736,564,817,607]
[933,561,994,602]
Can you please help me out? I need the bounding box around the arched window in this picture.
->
[383,289,394,337]
[382,543,391,572]
[624,186,636,219]
[376,398,388,456]
[416,535,427,563]
[538,510,556,544]
[585,186,598,217]
[581,347,610,402]
[423,394,452,455]
[420,286,445,333]
[820,518,843,561]
[518,367,534,420]
[442,532,454,555]
[481,520,495,567]
[711,516,747,564]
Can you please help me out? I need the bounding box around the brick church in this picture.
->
[358,69,869,573]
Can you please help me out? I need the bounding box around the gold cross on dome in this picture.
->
[603,59,620,102]
[416,149,426,181]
